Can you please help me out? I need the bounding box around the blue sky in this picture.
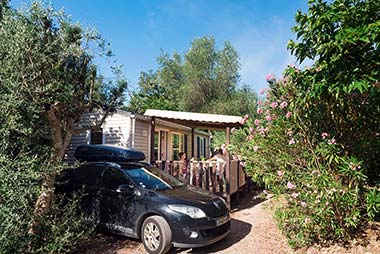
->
[11,0,309,92]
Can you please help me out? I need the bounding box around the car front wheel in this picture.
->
[141,215,172,254]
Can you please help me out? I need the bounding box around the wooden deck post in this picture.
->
[191,128,195,159]
[150,117,156,165]
[225,126,231,210]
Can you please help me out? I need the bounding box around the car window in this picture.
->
[123,165,185,191]
[101,168,129,190]
[70,165,103,186]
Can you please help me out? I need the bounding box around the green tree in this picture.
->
[0,0,9,21]
[0,1,126,250]
[128,70,175,113]
[181,37,240,113]
[288,0,380,183]
[127,36,256,116]
[128,52,184,114]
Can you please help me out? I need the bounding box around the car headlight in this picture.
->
[168,204,207,219]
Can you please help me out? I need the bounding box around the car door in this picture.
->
[99,166,137,236]
[71,164,104,223]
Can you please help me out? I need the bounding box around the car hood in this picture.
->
[157,186,228,218]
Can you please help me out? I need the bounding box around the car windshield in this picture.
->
[123,165,185,191]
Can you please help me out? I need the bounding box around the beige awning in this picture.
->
[144,109,242,130]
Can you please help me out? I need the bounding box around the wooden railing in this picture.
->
[154,160,247,197]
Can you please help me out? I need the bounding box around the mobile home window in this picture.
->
[90,128,103,144]
[154,131,159,161]
[197,137,207,159]
[171,133,183,160]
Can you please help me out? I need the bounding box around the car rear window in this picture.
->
[71,165,104,186]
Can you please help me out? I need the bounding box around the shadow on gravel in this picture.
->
[72,233,142,254]
[230,189,265,212]
[188,218,252,254]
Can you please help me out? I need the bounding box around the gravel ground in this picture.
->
[75,192,379,254]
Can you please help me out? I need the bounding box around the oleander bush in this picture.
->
[231,62,379,247]
[231,0,380,245]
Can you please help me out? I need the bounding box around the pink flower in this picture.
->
[300,201,307,207]
[257,100,262,105]
[280,101,288,108]
[253,145,259,152]
[254,119,260,126]
[265,115,272,121]
[231,127,236,133]
[286,112,292,118]
[291,192,299,198]
[277,170,284,177]
[239,118,247,125]
[321,132,329,139]
[270,102,278,108]
[287,182,296,189]
[304,217,311,223]
[328,138,336,145]
[259,127,267,135]
[257,108,263,114]
[265,74,276,82]
[249,127,255,133]
[247,135,253,141]
[289,138,295,145]
[259,89,266,95]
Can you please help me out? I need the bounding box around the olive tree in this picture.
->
[0,1,126,237]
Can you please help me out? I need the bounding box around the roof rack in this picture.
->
[74,145,145,163]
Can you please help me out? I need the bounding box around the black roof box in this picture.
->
[74,145,145,163]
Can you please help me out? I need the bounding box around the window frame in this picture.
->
[171,132,184,160]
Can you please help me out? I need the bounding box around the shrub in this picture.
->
[231,65,379,248]
[231,0,380,248]
[0,154,94,254]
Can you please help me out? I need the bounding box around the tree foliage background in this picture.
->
[127,36,257,117]
[0,1,126,253]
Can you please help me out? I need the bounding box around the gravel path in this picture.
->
[191,197,292,254]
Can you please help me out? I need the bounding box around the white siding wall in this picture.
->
[65,113,100,162]
[103,112,131,147]
[65,110,132,162]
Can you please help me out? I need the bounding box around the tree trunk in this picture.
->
[28,109,73,234]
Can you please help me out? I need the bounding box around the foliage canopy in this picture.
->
[127,36,257,116]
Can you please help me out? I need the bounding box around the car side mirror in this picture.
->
[116,184,135,194]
